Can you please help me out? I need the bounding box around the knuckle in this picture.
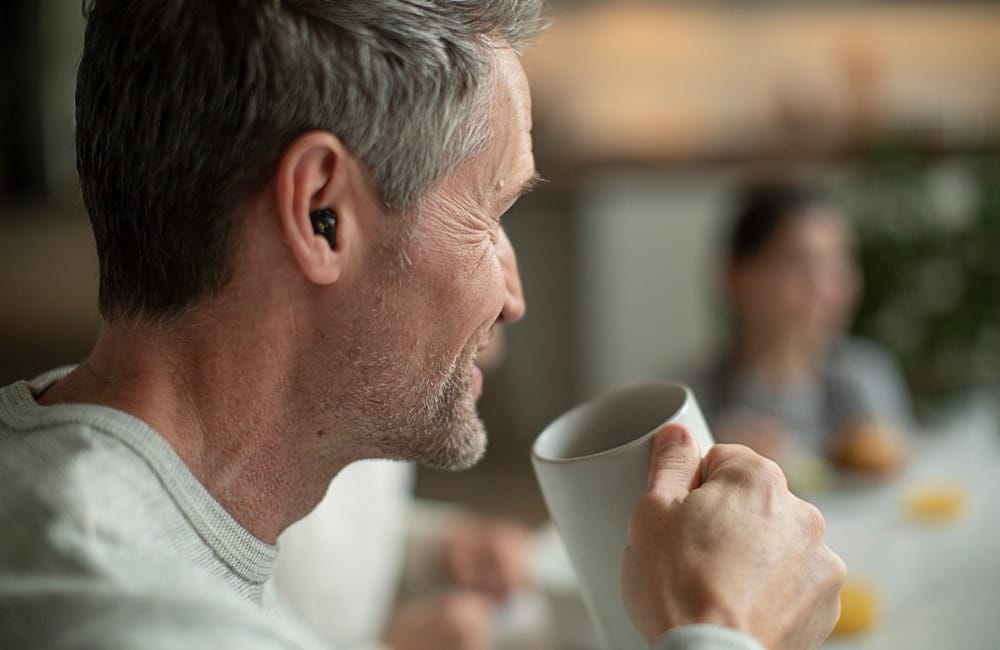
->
[727,453,786,491]
[704,443,743,467]
[708,444,786,490]
[800,501,827,538]
[755,456,788,489]
[829,548,848,584]
[816,546,848,598]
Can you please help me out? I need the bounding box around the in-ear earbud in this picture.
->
[310,208,338,249]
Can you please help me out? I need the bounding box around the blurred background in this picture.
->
[2,1,999,646]
[2,0,999,515]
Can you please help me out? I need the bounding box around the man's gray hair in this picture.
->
[76,0,546,321]
[279,0,547,210]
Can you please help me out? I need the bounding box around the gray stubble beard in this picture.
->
[331,237,489,471]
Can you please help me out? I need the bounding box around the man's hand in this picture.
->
[442,517,532,600]
[384,591,495,650]
[620,425,846,649]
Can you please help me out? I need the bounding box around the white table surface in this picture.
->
[817,396,1000,649]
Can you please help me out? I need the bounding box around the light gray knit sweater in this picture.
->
[0,368,760,650]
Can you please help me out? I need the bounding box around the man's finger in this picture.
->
[647,424,702,500]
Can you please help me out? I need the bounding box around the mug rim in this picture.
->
[531,380,692,464]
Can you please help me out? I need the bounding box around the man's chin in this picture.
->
[420,419,488,471]
[426,452,484,472]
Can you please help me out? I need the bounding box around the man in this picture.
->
[273,331,534,650]
[0,2,845,649]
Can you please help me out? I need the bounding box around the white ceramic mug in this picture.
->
[531,382,715,650]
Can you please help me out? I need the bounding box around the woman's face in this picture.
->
[728,209,860,348]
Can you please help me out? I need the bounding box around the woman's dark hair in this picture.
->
[728,182,831,263]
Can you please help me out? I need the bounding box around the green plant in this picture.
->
[845,142,1000,415]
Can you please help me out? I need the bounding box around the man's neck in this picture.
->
[37,318,352,544]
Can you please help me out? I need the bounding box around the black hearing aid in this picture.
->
[310,208,337,249]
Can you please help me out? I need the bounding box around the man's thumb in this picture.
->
[647,424,702,500]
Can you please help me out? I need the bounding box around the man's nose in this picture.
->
[497,227,526,324]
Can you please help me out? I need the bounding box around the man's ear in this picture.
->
[274,130,360,286]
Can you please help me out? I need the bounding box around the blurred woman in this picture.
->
[695,182,911,477]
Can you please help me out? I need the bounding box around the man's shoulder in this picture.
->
[1,375,194,612]
[0,552,316,650]
[0,387,161,529]
[0,367,125,466]
[0,520,322,649]
[0,387,323,650]
[0,368,199,525]
[0,397,171,582]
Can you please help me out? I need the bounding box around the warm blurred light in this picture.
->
[525,4,1000,164]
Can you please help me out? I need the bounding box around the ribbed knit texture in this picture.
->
[0,368,322,649]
